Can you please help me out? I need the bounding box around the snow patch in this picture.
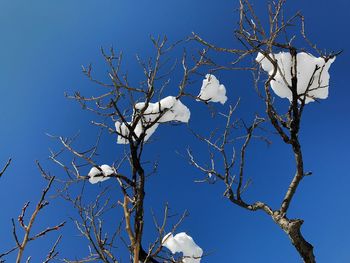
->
[115,121,159,144]
[162,232,203,263]
[256,52,335,104]
[115,96,190,144]
[197,74,227,104]
[88,165,114,184]
[135,96,190,123]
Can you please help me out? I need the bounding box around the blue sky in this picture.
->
[0,0,349,262]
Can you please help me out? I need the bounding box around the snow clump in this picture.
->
[256,52,335,104]
[115,96,190,144]
[162,232,203,263]
[197,74,227,104]
[88,164,114,184]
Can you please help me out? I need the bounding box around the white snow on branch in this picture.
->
[256,52,335,104]
[88,164,114,184]
[135,96,190,123]
[115,96,190,144]
[162,232,203,263]
[115,121,159,144]
[115,121,130,145]
[197,74,227,104]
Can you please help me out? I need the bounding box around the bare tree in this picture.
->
[49,36,209,263]
[1,1,338,262]
[0,163,64,263]
[188,1,338,263]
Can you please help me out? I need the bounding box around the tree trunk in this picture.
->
[273,215,316,263]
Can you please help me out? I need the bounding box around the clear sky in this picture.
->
[0,0,349,262]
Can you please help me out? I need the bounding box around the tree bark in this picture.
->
[273,215,315,263]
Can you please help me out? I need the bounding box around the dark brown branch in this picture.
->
[43,235,63,263]
[0,158,12,178]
